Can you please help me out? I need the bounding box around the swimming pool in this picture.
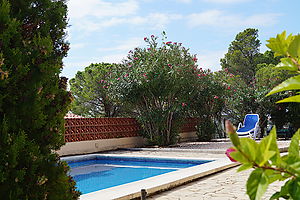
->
[64,155,212,194]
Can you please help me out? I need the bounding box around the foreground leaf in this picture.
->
[237,163,253,172]
[288,34,300,58]
[270,180,290,200]
[266,31,294,57]
[267,75,300,96]
[276,95,300,103]
[275,58,298,71]
[288,129,300,157]
[247,168,269,200]
[288,178,300,200]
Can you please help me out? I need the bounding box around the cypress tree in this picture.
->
[0,0,80,199]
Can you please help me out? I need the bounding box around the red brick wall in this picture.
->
[64,117,198,142]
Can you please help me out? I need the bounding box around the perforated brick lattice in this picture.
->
[64,118,198,142]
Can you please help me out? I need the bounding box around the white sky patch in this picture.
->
[146,13,183,29]
[71,12,182,33]
[70,43,86,50]
[187,10,280,28]
[101,53,127,64]
[62,59,100,78]
[196,50,226,71]
[68,0,139,19]
[98,37,143,52]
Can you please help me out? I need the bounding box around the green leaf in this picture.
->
[240,138,258,161]
[229,130,241,148]
[276,95,300,103]
[247,168,269,200]
[275,58,298,71]
[288,178,300,200]
[237,163,253,172]
[267,127,281,165]
[230,150,249,163]
[289,161,300,175]
[266,31,294,57]
[288,129,300,157]
[267,75,300,96]
[288,34,300,58]
[256,128,277,166]
[270,180,290,200]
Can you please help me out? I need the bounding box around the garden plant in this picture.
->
[226,31,300,200]
[108,32,221,145]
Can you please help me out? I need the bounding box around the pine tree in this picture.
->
[0,0,80,199]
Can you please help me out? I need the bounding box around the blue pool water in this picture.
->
[67,156,212,194]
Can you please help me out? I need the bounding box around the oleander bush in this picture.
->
[109,33,220,145]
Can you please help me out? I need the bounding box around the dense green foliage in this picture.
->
[227,31,300,200]
[219,28,299,135]
[0,0,80,199]
[70,63,122,117]
[220,28,262,84]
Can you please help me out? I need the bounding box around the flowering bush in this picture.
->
[109,33,203,145]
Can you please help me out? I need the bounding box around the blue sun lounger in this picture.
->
[237,114,259,139]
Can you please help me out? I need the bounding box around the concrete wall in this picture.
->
[179,132,198,142]
[58,132,198,156]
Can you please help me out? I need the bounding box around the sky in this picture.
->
[61,0,300,79]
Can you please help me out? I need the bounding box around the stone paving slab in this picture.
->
[148,167,283,200]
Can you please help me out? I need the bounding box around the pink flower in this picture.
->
[143,73,147,78]
[134,57,138,60]
[234,89,236,92]
[124,74,129,77]
[151,35,155,38]
[147,48,151,50]
[193,57,198,62]
[117,77,120,80]
[225,148,237,162]
[144,37,147,41]
[166,41,172,45]
[214,95,219,99]
[227,86,231,90]
[197,74,201,77]
[182,103,187,107]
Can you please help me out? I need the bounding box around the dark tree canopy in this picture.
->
[70,63,121,117]
[0,0,79,199]
[221,28,261,84]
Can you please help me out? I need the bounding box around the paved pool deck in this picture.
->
[104,139,290,200]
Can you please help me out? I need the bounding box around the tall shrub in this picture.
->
[0,0,80,199]
[110,33,201,145]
